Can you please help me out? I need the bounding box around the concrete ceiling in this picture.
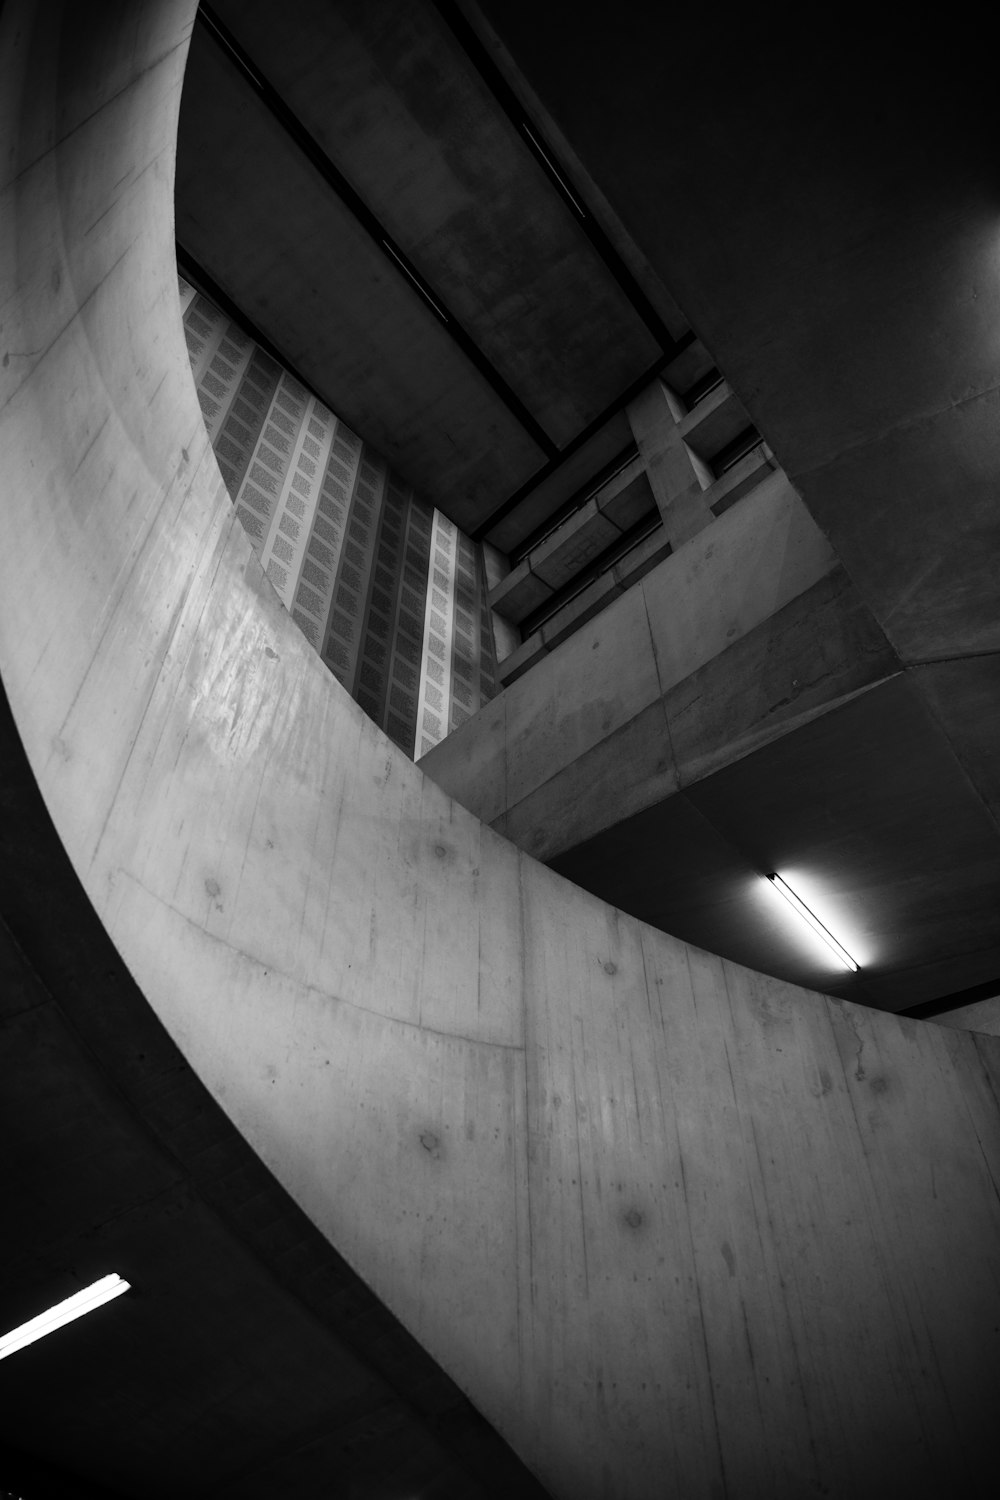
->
[175,0,675,537]
[552,674,1000,1011]
[173,0,1000,1018]
[457,0,1000,1013]
[469,1,1000,672]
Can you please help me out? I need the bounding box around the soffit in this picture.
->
[552,676,1000,1011]
[175,0,670,534]
[175,24,546,529]
[459,0,1000,1013]
[466,1,1000,661]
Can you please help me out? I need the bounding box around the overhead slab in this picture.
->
[469,0,1000,823]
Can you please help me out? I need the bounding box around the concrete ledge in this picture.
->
[493,569,900,862]
[708,441,775,514]
[677,379,751,462]
[435,470,841,815]
[489,457,655,625]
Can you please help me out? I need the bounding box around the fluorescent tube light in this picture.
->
[0,1274,130,1361]
[766,873,859,972]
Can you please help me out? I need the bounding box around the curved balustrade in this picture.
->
[2,5,999,1495]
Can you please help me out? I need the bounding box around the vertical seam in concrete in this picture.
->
[821,997,943,1479]
[502,686,509,829]
[640,575,678,788]
[515,850,535,1428]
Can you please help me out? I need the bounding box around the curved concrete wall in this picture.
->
[1,5,999,1495]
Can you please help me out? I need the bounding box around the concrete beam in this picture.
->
[428,469,882,852]
[495,522,672,687]
[626,379,716,545]
[469,0,1000,823]
[677,380,751,464]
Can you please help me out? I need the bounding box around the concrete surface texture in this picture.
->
[423,470,865,852]
[473,0,1000,824]
[0,856,543,1499]
[934,995,1000,1036]
[2,5,1000,1499]
[174,0,664,529]
[420,10,1000,1016]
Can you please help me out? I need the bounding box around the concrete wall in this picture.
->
[423,472,899,859]
[178,280,501,759]
[934,997,1000,1036]
[2,5,1000,1497]
[473,0,1000,897]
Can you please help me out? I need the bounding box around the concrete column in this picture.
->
[482,541,521,665]
[626,377,715,546]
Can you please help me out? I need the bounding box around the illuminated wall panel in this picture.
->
[180,277,497,756]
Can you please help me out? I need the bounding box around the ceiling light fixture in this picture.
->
[0,1274,131,1362]
[766,873,859,972]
